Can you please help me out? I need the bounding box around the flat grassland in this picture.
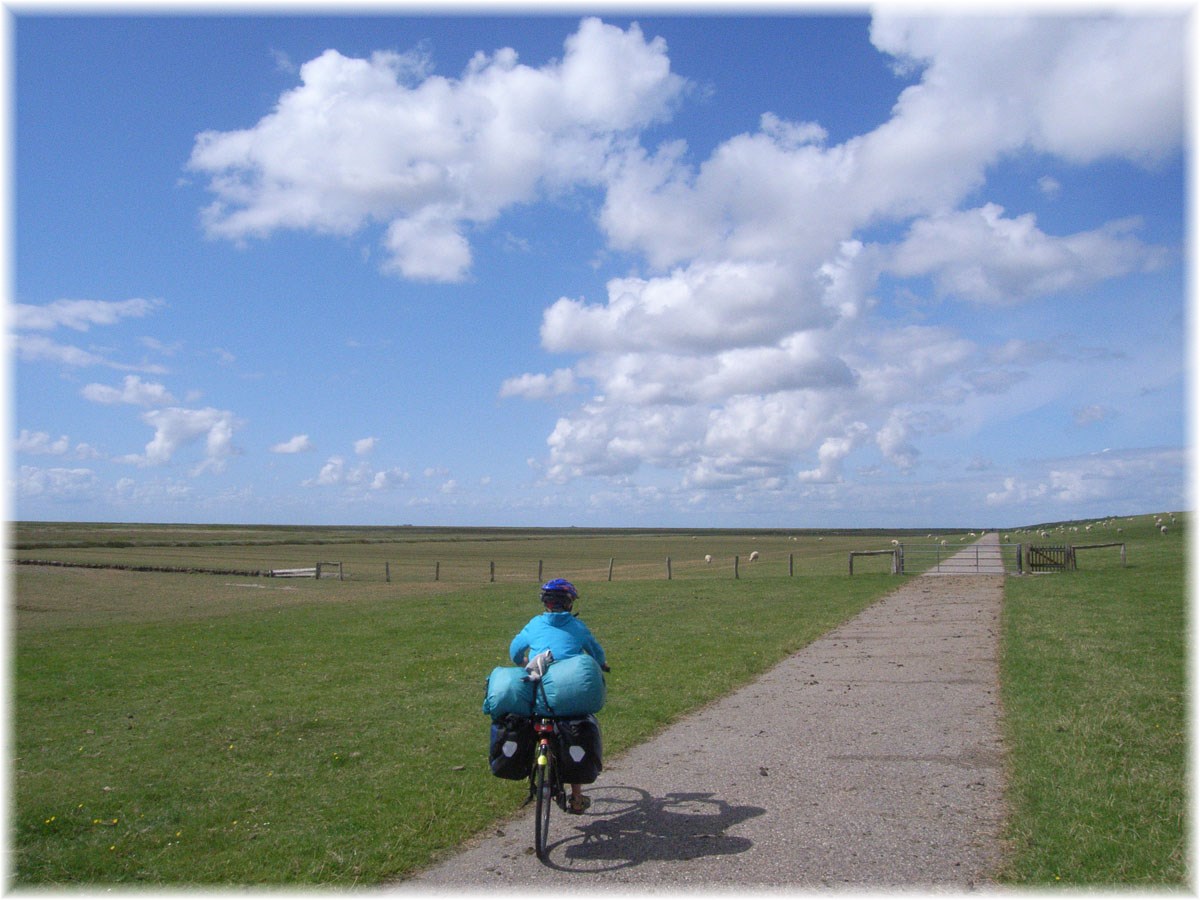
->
[11,517,1186,886]
[13,522,929,583]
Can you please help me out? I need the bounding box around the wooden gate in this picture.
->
[1028,545,1071,572]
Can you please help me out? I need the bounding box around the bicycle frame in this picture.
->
[532,716,565,859]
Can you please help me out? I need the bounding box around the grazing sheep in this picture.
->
[1161,525,1168,535]
[890,539,899,546]
[704,554,713,564]
[748,551,760,562]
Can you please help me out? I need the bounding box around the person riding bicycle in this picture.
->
[510,578,606,814]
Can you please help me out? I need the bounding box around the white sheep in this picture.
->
[890,539,899,546]
[748,551,760,562]
[704,554,713,564]
[1161,525,1168,535]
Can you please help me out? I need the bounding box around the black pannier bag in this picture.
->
[555,714,603,784]
[489,714,534,780]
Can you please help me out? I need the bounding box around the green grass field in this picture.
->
[11,516,1188,885]
[13,524,900,884]
[998,516,1188,885]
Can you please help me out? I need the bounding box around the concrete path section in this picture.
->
[400,560,1007,891]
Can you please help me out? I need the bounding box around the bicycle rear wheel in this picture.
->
[533,744,554,860]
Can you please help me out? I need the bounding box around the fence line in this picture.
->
[31,539,1130,583]
[319,554,820,584]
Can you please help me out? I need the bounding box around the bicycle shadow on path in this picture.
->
[541,786,765,872]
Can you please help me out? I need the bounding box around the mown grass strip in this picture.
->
[998,527,1187,885]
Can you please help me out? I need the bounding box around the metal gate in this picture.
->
[1027,545,1071,572]
[898,541,1021,575]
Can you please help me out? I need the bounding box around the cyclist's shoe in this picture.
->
[566,795,591,815]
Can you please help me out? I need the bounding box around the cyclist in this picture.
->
[510,578,606,814]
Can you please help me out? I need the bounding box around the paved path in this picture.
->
[400,539,1007,890]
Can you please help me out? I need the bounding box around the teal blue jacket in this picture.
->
[510,611,606,668]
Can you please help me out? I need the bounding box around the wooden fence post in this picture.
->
[385,561,390,583]
[490,561,495,583]
[666,556,672,580]
[789,553,794,576]
[435,561,440,582]
[608,558,614,581]
[538,560,543,581]
[734,555,740,579]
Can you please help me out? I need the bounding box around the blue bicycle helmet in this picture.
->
[540,577,578,611]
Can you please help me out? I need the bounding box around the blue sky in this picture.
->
[10,8,1189,528]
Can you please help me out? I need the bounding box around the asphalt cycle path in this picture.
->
[401,535,1007,891]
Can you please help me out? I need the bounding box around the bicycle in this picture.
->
[525,663,609,861]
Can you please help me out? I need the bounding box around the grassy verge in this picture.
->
[998,525,1187,885]
[14,569,891,884]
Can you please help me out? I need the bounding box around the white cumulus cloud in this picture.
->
[518,14,1182,494]
[82,375,176,406]
[121,407,241,475]
[15,430,70,456]
[189,18,687,282]
[272,434,313,453]
[12,298,162,331]
[499,368,580,400]
[887,204,1163,306]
